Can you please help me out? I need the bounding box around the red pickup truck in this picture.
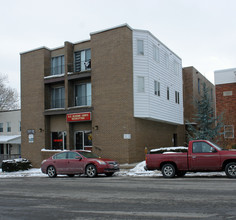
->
[145,140,236,178]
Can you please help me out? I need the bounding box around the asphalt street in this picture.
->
[0,175,235,220]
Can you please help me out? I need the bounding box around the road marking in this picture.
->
[71,210,217,218]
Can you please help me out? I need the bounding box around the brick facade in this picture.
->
[183,66,215,123]
[215,83,236,147]
[21,25,185,167]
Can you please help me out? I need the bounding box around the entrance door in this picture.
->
[75,131,84,150]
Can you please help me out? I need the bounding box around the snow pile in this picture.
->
[117,161,162,177]
[0,168,46,178]
[150,146,188,154]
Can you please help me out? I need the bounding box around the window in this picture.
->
[174,61,179,75]
[53,152,67,160]
[167,87,170,100]
[74,49,91,72]
[75,131,92,150]
[68,152,81,159]
[153,45,160,62]
[0,123,3,132]
[75,83,91,106]
[51,132,66,150]
[192,142,215,153]
[84,131,92,147]
[175,91,180,104]
[7,122,11,132]
[154,81,160,96]
[137,40,144,55]
[51,55,65,75]
[51,87,65,108]
[211,88,213,101]
[164,53,169,68]
[198,78,200,94]
[137,77,145,93]
[224,125,234,139]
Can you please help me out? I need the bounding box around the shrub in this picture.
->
[2,158,32,172]
[232,144,236,149]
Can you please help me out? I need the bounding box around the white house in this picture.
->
[0,110,21,163]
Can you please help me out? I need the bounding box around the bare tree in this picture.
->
[0,73,19,111]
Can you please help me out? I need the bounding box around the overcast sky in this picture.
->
[1,0,236,95]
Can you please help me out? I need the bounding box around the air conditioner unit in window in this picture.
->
[84,60,91,70]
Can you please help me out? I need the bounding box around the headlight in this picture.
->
[95,159,106,165]
[41,160,46,165]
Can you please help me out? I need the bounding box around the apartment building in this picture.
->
[21,24,184,167]
[0,110,21,165]
[215,68,236,147]
[183,66,215,124]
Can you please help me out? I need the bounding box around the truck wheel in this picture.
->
[162,164,176,178]
[225,162,236,178]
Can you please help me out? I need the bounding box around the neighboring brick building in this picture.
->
[215,68,236,147]
[21,24,184,167]
[183,66,215,123]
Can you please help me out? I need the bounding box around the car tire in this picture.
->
[161,164,176,178]
[67,174,75,177]
[225,162,236,178]
[86,164,97,178]
[47,166,57,178]
[105,172,114,177]
[176,171,186,177]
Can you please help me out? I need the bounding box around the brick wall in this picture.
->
[216,83,236,147]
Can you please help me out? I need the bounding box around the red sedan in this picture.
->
[41,150,119,178]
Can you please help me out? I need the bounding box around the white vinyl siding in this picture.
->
[133,30,183,125]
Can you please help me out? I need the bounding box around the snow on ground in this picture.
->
[0,161,226,178]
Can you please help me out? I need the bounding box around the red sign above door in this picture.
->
[67,112,92,122]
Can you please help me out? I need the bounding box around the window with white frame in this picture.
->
[51,87,65,108]
[7,122,11,132]
[174,61,179,75]
[137,40,144,55]
[74,49,91,72]
[224,125,234,139]
[51,55,65,75]
[75,83,91,106]
[164,53,169,69]
[137,76,145,93]
[154,81,160,96]
[153,45,160,62]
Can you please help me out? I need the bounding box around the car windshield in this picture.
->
[208,141,223,151]
[79,151,99,158]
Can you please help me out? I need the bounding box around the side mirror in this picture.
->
[75,156,82,160]
[211,147,217,153]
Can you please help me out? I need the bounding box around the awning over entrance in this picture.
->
[0,135,21,144]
